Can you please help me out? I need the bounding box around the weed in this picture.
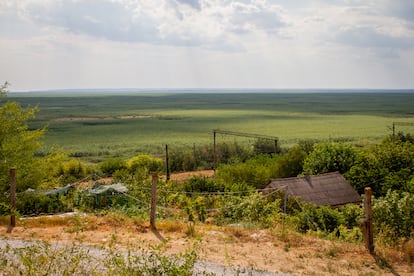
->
[284,242,291,252]
[185,221,197,238]
[225,226,247,240]
[0,239,206,275]
[158,220,184,233]
[325,245,341,258]
[326,261,337,273]
[65,214,87,233]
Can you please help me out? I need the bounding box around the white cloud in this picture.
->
[0,0,413,90]
[2,0,289,48]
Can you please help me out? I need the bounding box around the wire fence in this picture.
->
[6,172,291,225]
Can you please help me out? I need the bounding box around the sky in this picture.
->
[1,0,414,91]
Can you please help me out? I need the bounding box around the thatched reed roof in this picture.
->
[264,172,361,206]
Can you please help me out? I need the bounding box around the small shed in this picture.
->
[263,172,361,206]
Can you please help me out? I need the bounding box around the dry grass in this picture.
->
[223,225,250,240]
[0,215,71,227]
[157,220,186,233]
[403,239,414,265]
[1,213,413,275]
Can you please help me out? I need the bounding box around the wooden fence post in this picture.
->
[362,187,374,254]
[7,168,16,233]
[165,144,170,181]
[150,172,158,229]
[213,130,216,170]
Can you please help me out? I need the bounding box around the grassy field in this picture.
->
[8,91,414,161]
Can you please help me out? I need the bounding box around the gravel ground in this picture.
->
[0,238,289,275]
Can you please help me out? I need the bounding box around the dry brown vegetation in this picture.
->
[1,214,413,275]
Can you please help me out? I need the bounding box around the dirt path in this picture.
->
[0,237,285,275]
[1,214,412,275]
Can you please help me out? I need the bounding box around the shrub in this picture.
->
[253,138,280,155]
[373,190,414,240]
[0,202,10,216]
[215,193,281,227]
[275,145,307,178]
[347,139,414,196]
[216,155,278,189]
[181,176,224,193]
[127,154,163,175]
[339,203,362,228]
[294,203,347,234]
[303,142,358,175]
[58,159,91,183]
[99,157,127,176]
[16,192,72,215]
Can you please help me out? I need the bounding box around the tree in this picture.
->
[302,142,358,175]
[0,83,46,192]
[275,145,307,178]
[346,137,414,196]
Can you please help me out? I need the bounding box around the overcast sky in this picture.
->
[1,0,414,91]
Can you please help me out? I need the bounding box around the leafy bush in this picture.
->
[303,142,358,175]
[181,176,224,193]
[16,192,72,215]
[215,193,281,227]
[58,158,92,183]
[0,202,10,216]
[169,149,199,172]
[373,190,414,241]
[216,155,278,189]
[253,138,280,155]
[275,145,307,178]
[127,154,163,176]
[346,138,414,196]
[298,139,319,154]
[339,203,362,228]
[168,142,253,173]
[292,202,361,238]
[75,192,133,211]
[99,157,127,176]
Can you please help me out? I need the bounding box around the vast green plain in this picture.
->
[8,91,414,161]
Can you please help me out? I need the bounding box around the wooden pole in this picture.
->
[213,130,216,170]
[8,168,16,232]
[165,144,170,181]
[150,172,158,229]
[274,139,278,154]
[392,123,395,141]
[362,187,374,254]
[193,143,197,170]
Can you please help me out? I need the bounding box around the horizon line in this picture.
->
[10,87,414,94]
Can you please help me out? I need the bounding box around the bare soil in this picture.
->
[51,115,152,122]
[1,214,412,275]
[168,170,215,182]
